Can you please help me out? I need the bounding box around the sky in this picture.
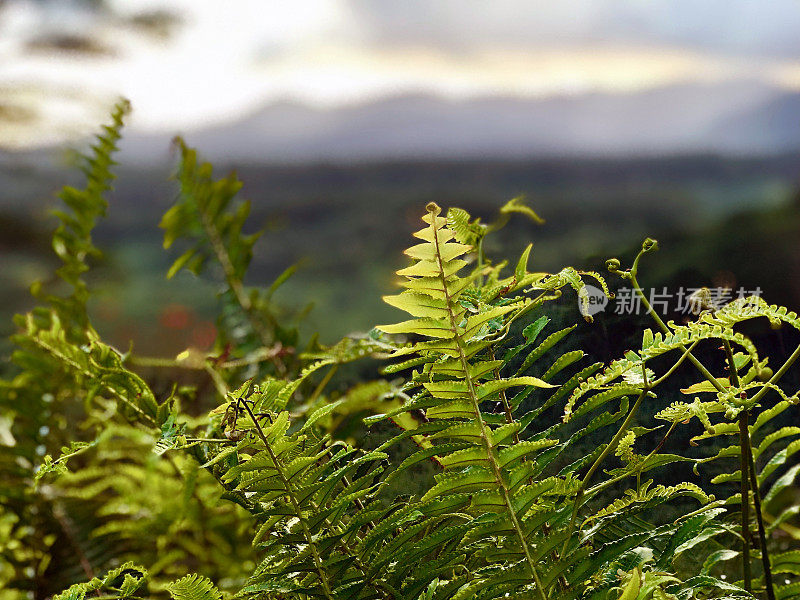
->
[2,0,800,149]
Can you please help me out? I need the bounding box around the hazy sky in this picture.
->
[2,0,800,148]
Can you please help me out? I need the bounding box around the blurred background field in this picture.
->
[2,152,800,356]
[1,0,800,355]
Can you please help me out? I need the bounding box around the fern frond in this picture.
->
[700,295,800,332]
[376,203,561,598]
[583,481,712,526]
[203,381,395,598]
[23,314,158,426]
[564,322,760,420]
[161,140,300,378]
[52,562,147,600]
[44,99,130,335]
[166,574,222,600]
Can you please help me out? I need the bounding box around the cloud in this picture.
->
[3,0,800,149]
[349,0,800,58]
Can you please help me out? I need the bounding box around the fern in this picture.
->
[6,107,800,600]
[600,237,800,600]
[166,574,222,600]
[51,562,147,600]
[0,100,134,596]
[160,140,301,379]
[52,565,225,600]
[369,203,700,599]
[44,99,131,337]
[202,380,391,599]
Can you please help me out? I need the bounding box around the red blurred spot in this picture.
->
[191,321,217,349]
[159,304,191,329]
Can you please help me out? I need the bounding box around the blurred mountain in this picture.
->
[154,79,794,164]
[708,91,800,152]
[3,79,800,167]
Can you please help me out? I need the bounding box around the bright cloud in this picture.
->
[1,0,800,149]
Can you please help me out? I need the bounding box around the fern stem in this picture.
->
[308,365,338,406]
[749,341,800,406]
[238,400,335,600]
[197,202,287,376]
[630,273,727,394]
[635,420,677,492]
[203,364,229,399]
[560,387,646,560]
[129,346,284,370]
[724,339,754,592]
[747,429,776,600]
[738,410,753,592]
[429,206,548,600]
[217,345,285,368]
[649,340,699,388]
[128,355,192,369]
[489,349,520,443]
[724,339,774,599]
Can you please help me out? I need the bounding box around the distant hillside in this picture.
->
[709,92,800,152]
[114,80,793,164]
[4,80,799,165]
[1,151,799,350]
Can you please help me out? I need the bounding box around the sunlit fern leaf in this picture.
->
[700,295,800,332]
[52,563,147,600]
[162,140,258,281]
[564,322,761,421]
[371,203,623,599]
[167,574,223,600]
[43,98,130,337]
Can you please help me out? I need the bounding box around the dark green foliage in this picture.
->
[0,100,134,599]
[160,139,305,379]
[2,105,799,600]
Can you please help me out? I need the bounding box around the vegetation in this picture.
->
[1,103,799,599]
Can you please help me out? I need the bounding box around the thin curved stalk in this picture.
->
[749,342,800,405]
[560,387,647,559]
[197,204,287,376]
[649,341,700,388]
[635,420,677,493]
[629,272,726,394]
[724,339,773,599]
[489,349,519,443]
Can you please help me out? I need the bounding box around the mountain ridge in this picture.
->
[3,80,799,165]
